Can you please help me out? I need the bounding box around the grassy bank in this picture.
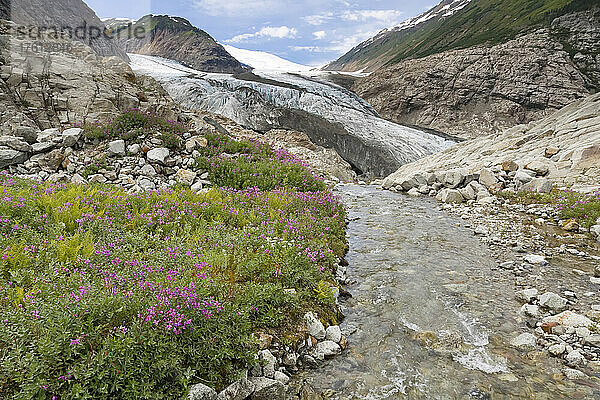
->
[503,188,600,229]
[0,113,347,399]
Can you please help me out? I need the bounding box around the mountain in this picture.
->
[328,0,600,139]
[325,0,591,72]
[0,0,128,60]
[112,14,245,74]
[222,44,312,72]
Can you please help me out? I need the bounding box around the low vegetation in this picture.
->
[0,112,347,399]
[504,188,600,228]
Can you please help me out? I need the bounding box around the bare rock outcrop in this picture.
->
[354,8,600,139]
[383,92,600,193]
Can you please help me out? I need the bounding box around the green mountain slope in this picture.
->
[326,0,593,72]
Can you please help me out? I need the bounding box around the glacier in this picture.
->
[129,54,455,177]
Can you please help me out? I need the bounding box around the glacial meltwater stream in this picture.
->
[298,184,600,399]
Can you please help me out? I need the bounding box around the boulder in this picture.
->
[525,159,551,176]
[545,147,560,158]
[565,350,586,367]
[128,143,141,155]
[459,184,476,201]
[538,292,568,312]
[32,142,55,154]
[326,325,342,343]
[249,377,285,400]
[591,225,600,239]
[37,128,61,143]
[188,383,218,400]
[514,170,534,184]
[258,350,276,379]
[524,254,548,266]
[304,312,326,340]
[519,304,540,318]
[510,333,537,350]
[522,178,553,194]
[14,126,38,144]
[441,168,467,188]
[217,378,255,400]
[0,136,32,152]
[562,219,580,232]
[38,149,64,171]
[175,169,197,186]
[0,147,28,168]
[516,288,538,303]
[437,188,464,203]
[542,311,593,328]
[273,371,290,385]
[313,340,341,359]
[108,140,126,157]
[147,148,170,165]
[502,161,519,172]
[185,137,208,153]
[61,128,83,148]
[548,343,566,356]
[479,168,499,189]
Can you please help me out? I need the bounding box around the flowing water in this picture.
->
[299,184,600,399]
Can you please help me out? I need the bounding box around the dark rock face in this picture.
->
[1,0,128,60]
[354,9,600,139]
[114,15,245,74]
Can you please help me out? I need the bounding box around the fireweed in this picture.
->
[504,188,600,229]
[0,125,347,398]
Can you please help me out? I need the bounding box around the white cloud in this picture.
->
[226,26,298,43]
[313,30,326,40]
[302,12,334,26]
[193,0,279,17]
[340,10,404,24]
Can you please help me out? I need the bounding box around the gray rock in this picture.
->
[437,188,464,203]
[538,292,568,312]
[249,377,285,400]
[325,326,342,343]
[304,312,326,340]
[520,304,540,318]
[71,173,87,185]
[258,350,276,379]
[147,148,170,165]
[217,377,255,400]
[590,225,600,238]
[14,126,38,144]
[61,128,83,148]
[138,178,156,191]
[0,136,32,152]
[543,311,593,328]
[563,368,586,380]
[315,340,341,358]
[88,174,107,184]
[524,254,548,266]
[479,168,498,189]
[128,143,141,155]
[32,142,56,154]
[565,350,586,367]
[37,128,61,143]
[510,333,537,350]
[584,334,600,347]
[548,343,566,356]
[175,169,197,186]
[0,147,28,168]
[140,164,157,177]
[522,178,553,194]
[441,168,467,188]
[514,169,534,184]
[108,140,126,157]
[188,383,218,400]
[516,288,538,303]
[273,371,290,385]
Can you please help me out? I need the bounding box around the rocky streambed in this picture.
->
[295,184,600,399]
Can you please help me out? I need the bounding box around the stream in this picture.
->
[298,184,600,399]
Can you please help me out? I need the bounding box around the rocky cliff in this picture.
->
[113,15,245,74]
[1,0,128,60]
[354,25,598,139]
[383,92,600,194]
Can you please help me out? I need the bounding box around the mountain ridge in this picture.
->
[112,14,245,74]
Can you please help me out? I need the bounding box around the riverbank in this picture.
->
[0,111,350,399]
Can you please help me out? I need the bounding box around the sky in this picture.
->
[85,0,434,67]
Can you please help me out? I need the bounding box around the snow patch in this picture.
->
[222,44,313,72]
